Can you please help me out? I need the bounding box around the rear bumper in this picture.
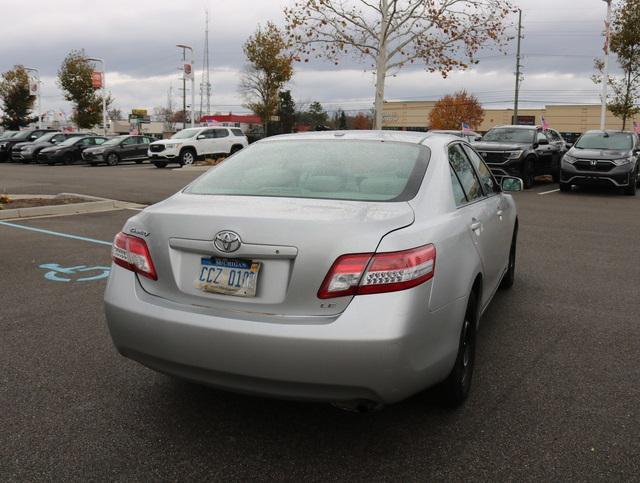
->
[561,163,634,187]
[104,265,465,404]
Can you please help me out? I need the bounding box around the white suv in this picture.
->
[148,127,249,168]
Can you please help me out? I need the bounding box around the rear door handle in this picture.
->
[470,221,482,234]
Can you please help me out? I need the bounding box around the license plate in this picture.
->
[196,257,261,297]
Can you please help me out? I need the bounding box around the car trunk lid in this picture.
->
[130,193,415,317]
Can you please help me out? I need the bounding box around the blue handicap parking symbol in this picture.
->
[39,263,111,282]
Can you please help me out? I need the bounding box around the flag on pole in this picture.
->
[461,122,471,135]
[633,120,640,134]
[541,116,550,130]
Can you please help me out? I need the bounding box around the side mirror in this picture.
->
[538,138,549,145]
[474,135,482,142]
[501,176,523,192]
[30,135,38,140]
[197,134,206,140]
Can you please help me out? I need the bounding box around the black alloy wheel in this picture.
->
[106,152,119,166]
[441,291,477,407]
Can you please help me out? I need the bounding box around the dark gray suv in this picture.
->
[473,125,567,189]
[560,130,640,196]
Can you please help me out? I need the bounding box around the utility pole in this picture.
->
[513,8,523,125]
[600,0,613,130]
[199,9,212,119]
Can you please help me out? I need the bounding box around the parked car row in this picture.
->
[461,125,639,195]
[0,126,250,168]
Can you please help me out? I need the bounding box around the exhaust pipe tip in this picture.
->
[331,399,385,413]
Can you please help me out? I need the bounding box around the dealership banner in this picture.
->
[183,63,193,80]
[91,71,103,89]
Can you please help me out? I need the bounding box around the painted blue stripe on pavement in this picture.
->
[0,220,112,246]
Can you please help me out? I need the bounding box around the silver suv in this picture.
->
[148,127,249,168]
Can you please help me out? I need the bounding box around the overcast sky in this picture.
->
[0,0,613,118]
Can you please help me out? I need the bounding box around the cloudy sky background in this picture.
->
[0,0,614,118]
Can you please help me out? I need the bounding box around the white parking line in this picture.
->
[0,220,112,246]
[538,188,560,195]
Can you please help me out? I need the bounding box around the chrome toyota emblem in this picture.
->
[214,230,241,253]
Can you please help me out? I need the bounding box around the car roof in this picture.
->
[264,130,432,144]
[493,125,537,130]
[582,129,635,135]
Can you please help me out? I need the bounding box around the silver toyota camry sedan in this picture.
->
[105,130,522,409]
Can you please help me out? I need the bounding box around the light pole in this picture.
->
[176,44,195,128]
[25,67,41,129]
[86,57,107,136]
[600,0,613,131]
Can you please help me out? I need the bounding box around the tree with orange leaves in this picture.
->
[352,113,372,130]
[429,90,484,130]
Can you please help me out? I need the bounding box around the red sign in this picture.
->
[183,63,192,79]
[91,71,103,89]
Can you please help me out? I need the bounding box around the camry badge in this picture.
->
[214,230,242,253]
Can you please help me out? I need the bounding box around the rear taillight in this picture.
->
[318,244,436,299]
[112,232,157,280]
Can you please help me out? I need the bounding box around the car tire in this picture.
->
[230,145,243,155]
[63,154,74,165]
[180,149,196,166]
[559,182,571,193]
[500,227,517,290]
[88,162,97,167]
[624,171,637,196]
[106,152,119,166]
[521,158,535,189]
[551,167,560,183]
[135,160,144,164]
[440,290,477,408]
[153,161,168,169]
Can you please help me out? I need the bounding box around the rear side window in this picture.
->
[449,167,468,206]
[214,129,229,138]
[463,145,498,195]
[449,144,483,202]
[231,129,244,136]
[186,140,430,202]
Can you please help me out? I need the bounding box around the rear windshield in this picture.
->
[185,139,430,202]
[483,128,535,143]
[574,132,633,150]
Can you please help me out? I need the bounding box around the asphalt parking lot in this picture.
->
[1,163,639,481]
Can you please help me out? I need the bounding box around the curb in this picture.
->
[0,193,147,220]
